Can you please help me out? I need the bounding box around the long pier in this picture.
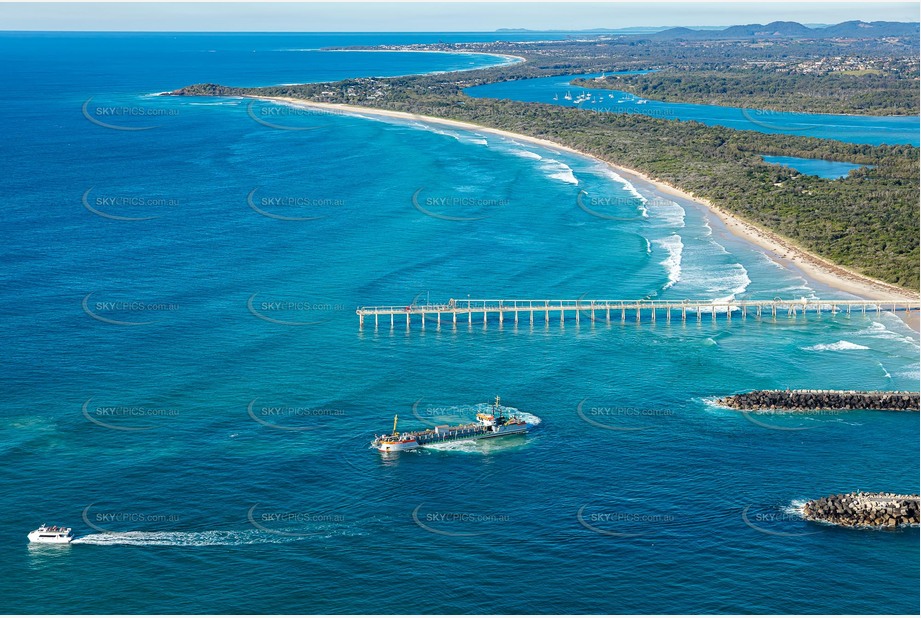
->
[356,298,920,328]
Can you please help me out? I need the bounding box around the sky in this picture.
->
[0,1,918,32]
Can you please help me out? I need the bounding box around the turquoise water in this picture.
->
[0,33,918,614]
[762,155,871,179]
[465,73,921,146]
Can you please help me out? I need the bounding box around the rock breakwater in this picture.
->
[802,492,919,528]
[716,390,919,411]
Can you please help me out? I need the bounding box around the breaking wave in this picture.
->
[856,321,920,349]
[598,167,648,205]
[877,362,892,379]
[539,159,579,185]
[654,234,683,290]
[682,261,751,302]
[648,197,686,229]
[802,341,870,352]
[783,500,807,517]
[509,149,543,160]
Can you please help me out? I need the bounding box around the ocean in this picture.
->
[0,32,918,614]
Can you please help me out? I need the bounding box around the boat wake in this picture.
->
[421,438,483,452]
[417,403,541,453]
[473,402,541,426]
[72,530,294,546]
[513,409,542,426]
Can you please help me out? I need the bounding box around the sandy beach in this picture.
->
[260,97,920,314]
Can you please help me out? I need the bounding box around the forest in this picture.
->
[571,69,919,116]
[168,29,920,290]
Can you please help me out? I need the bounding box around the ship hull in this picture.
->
[373,399,529,452]
[28,532,73,544]
[376,424,528,451]
[376,439,419,452]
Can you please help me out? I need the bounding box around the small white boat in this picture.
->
[28,524,74,544]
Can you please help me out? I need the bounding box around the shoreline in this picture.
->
[258,97,919,315]
[323,48,526,66]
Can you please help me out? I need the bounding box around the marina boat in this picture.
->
[28,524,74,544]
[372,397,530,452]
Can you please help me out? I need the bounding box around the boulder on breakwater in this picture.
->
[802,492,920,528]
[716,390,919,411]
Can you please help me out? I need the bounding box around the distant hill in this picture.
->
[820,20,918,37]
[647,20,918,40]
[719,21,815,38]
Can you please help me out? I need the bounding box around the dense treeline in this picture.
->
[170,27,921,291]
[571,70,920,115]
[170,79,919,289]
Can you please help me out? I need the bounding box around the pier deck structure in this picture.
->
[356,298,920,329]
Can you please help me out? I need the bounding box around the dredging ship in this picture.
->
[372,397,530,452]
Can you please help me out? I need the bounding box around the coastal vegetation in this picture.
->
[571,68,920,116]
[169,78,920,289]
[332,21,920,117]
[169,24,920,290]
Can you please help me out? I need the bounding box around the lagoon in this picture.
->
[465,73,921,146]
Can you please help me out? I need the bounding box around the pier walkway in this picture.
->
[356,298,920,328]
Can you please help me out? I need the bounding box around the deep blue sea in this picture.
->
[465,73,921,146]
[0,33,918,614]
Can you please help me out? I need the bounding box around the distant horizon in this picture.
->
[2,20,920,34]
[1,2,918,32]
